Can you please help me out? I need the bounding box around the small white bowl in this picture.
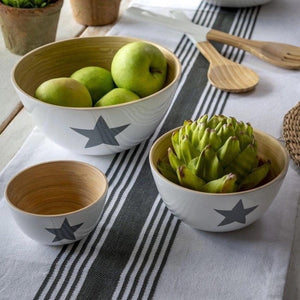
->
[5,161,108,245]
[149,127,289,232]
[12,36,181,155]
[203,0,272,7]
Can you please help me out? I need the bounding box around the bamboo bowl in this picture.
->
[5,161,108,245]
[12,36,181,155]
[149,128,289,232]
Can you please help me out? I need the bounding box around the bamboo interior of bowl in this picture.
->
[254,129,288,181]
[150,128,288,187]
[6,161,107,215]
[13,36,181,98]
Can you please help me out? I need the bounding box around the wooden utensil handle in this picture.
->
[207,29,262,53]
[196,41,227,65]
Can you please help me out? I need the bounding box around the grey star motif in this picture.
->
[215,199,258,226]
[46,218,83,242]
[71,116,130,148]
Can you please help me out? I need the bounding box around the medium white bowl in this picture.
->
[5,160,108,245]
[12,36,181,155]
[149,127,289,232]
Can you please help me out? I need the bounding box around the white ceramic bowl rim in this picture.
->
[11,36,182,111]
[149,127,289,197]
[5,160,108,218]
[203,0,272,7]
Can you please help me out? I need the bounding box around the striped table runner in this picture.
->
[1,0,299,299]
[34,3,261,299]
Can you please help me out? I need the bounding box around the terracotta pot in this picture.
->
[0,0,63,55]
[70,0,121,26]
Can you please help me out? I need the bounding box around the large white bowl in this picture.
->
[149,127,289,232]
[12,36,181,155]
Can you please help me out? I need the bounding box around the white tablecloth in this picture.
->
[0,0,299,299]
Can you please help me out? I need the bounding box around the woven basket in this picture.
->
[283,102,300,167]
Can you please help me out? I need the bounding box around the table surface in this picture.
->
[0,0,299,299]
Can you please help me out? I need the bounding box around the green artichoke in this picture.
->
[157,115,271,193]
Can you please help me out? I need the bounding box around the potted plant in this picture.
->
[0,0,63,55]
[70,0,120,26]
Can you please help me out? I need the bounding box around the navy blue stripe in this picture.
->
[116,201,164,298]
[148,219,181,300]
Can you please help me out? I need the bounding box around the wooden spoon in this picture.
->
[169,9,259,93]
[195,40,259,93]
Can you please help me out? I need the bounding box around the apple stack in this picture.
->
[34,41,168,107]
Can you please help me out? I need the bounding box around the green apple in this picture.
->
[70,66,115,105]
[111,41,167,98]
[94,88,140,107]
[35,77,92,107]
